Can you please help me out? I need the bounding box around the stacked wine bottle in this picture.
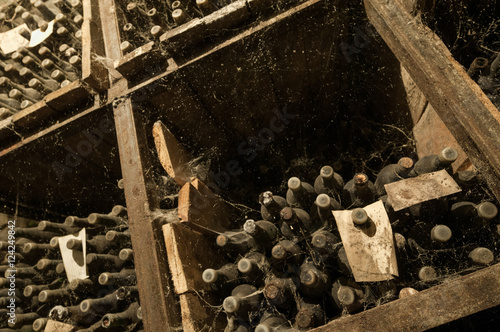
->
[0,0,83,120]
[0,205,142,331]
[202,147,500,331]
[116,0,241,54]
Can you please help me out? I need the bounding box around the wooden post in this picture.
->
[113,97,182,331]
[364,0,500,201]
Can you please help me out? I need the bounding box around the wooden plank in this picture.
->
[401,65,428,125]
[311,263,500,331]
[98,0,123,86]
[12,101,56,133]
[112,97,182,331]
[153,121,193,186]
[113,42,165,81]
[82,0,109,91]
[178,179,240,233]
[44,80,95,112]
[364,0,500,201]
[163,222,224,294]
[44,320,77,332]
[413,103,471,172]
[179,292,226,332]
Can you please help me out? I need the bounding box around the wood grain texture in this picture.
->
[311,263,500,331]
[153,121,192,186]
[364,0,500,202]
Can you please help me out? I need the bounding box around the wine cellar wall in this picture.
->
[1,0,500,331]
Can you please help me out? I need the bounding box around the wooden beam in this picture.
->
[113,97,182,331]
[153,121,193,186]
[364,0,500,201]
[311,263,500,331]
[82,0,109,91]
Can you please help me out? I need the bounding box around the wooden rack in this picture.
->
[0,0,499,331]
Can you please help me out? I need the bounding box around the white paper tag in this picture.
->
[333,200,398,282]
[58,228,88,282]
[385,170,461,211]
[0,24,30,54]
[29,20,55,48]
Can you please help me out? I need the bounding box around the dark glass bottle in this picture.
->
[374,157,414,197]
[264,277,297,310]
[310,229,341,266]
[259,191,289,223]
[98,268,137,286]
[37,220,80,234]
[101,301,141,328]
[418,266,438,282]
[331,277,365,313]
[243,219,279,251]
[343,173,376,208]
[49,304,98,326]
[216,231,258,256]
[286,177,316,209]
[271,240,304,270]
[407,222,453,250]
[88,213,126,227]
[202,263,239,291]
[468,247,494,265]
[410,147,458,176]
[79,289,126,314]
[14,228,59,242]
[86,253,127,270]
[223,284,262,318]
[314,165,344,197]
[310,194,342,229]
[38,287,73,304]
[7,312,40,329]
[280,207,316,239]
[295,298,325,329]
[237,251,268,284]
[255,312,293,332]
[299,258,330,298]
[448,201,498,231]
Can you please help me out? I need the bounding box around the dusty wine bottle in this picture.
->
[237,251,268,284]
[243,219,279,250]
[410,147,458,176]
[280,207,315,239]
[295,299,325,329]
[216,231,258,256]
[310,229,341,265]
[343,173,376,208]
[202,263,239,289]
[310,194,341,229]
[314,165,344,197]
[223,284,262,318]
[264,277,297,310]
[271,239,304,268]
[374,157,414,197]
[286,177,316,209]
[259,191,289,222]
[255,312,293,332]
[101,301,141,328]
[468,247,494,265]
[98,268,137,286]
[299,258,330,298]
[331,277,366,313]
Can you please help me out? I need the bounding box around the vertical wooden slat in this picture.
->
[113,97,182,331]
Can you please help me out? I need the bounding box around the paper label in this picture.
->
[29,20,55,48]
[58,228,88,282]
[333,200,398,282]
[385,170,461,211]
[0,24,30,54]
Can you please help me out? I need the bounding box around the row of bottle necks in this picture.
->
[0,204,144,331]
[116,0,241,54]
[0,0,84,118]
[200,148,498,330]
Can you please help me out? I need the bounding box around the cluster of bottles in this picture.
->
[202,147,499,331]
[116,0,239,54]
[468,53,500,109]
[0,0,83,120]
[0,205,143,331]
